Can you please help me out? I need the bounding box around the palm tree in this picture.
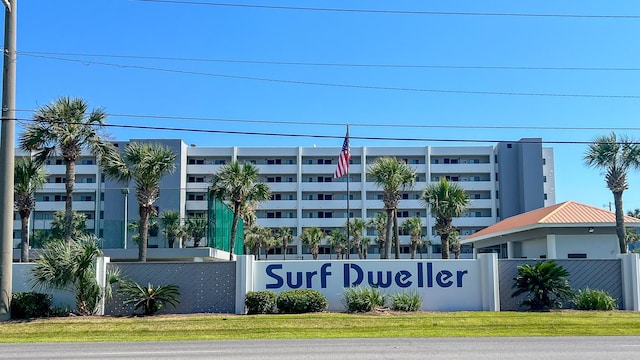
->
[263,228,280,260]
[449,231,461,259]
[50,210,87,240]
[160,210,183,248]
[185,215,208,247]
[585,133,640,254]
[402,217,423,259]
[300,227,325,260]
[103,142,176,262]
[328,229,347,259]
[512,260,573,311]
[14,157,47,262]
[244,225,264,259]
[626,209,640,251]
[347,218,366,259]
[275,227,293,260]
[209,161,271,260]
[19,97,118,244]
[367,157,416,259]
[422,178,469,259]
[368,212,387,256]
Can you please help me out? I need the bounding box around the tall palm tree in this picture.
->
[19,97,118,244]
[368,212,387,256]
[347,218,366,259]
[263,228,280,260]
[328,229,347,259]
[300,227,325,260]
[422,178,469,259]
[185,214,208,247]
[244,225,264,259]
[585,132,640,254]
[103,142,176,262]
[367,157,416,259]
[14,157,47,262]
[402,216,423,259]
[275,227,293,260]
[209,161,271,260]
[160,210,183,248]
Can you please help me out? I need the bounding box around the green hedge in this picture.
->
[276,289,327,314]
[11,292,52,319]
[245,291,278,314]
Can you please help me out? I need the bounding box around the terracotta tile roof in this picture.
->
[463,200,640,242]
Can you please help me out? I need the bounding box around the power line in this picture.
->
[132,0,640,19]
[21,54,640,100]
[13,109,640,132]
[18,51,640,72]
[13,117,622,145]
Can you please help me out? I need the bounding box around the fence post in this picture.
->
[618,253,640,311]
[235,255,254,314]
[95,256,110,315]
[478,253,500,311]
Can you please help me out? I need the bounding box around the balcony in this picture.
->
[185,200,207,211]
[299,217,348,228]
[256,218,298,228]
[299,182,361,192]
[256,164,298,174]
[430,163,493,173]
[261,200,298,210]
[299,200,363,210]
[186,164,221,175]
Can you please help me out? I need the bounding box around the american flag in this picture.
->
[334,130,350,178]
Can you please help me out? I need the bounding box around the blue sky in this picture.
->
[10,1,640,211]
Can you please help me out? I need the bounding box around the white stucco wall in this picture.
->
[555,234,619,259]
[13,263,76,309]
[520,238,548,259]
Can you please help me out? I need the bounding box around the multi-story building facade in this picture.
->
[13,138,555,259]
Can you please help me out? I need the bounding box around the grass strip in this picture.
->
[2,311,640,343]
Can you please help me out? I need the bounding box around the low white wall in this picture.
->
[12,264,76,310]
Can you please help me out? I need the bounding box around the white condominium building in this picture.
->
[14,138,555,259]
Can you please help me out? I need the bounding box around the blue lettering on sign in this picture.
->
[265,263,332,289]
[264,262,468,290]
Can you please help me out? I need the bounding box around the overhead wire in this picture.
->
[12,109,640,132]
[20,54,640,99]
[17,51,640,72]
[12,117,631,145]
[131,0,640,19]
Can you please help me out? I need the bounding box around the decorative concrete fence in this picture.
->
[11,254,640,315]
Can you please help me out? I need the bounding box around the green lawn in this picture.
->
[3,311,640,343]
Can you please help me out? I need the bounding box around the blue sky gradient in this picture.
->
[10,0,640,211]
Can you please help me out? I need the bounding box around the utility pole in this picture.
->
[0,0,17,322]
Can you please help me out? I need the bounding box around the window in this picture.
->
[402,193,409,200]
[544,193,548,200]
[100,211,104,219]
[444,158,450,164]
[80,195,93,201]
[507,144,512,148]
[568,253,587,259]
[317,159,324,164]
[271,194,282,201]
[214,159,226,165]
[267,159,282,165]
[54,195,66,202]
[451,159,459,164]
[543,158,546,165]
[324,177,332,183]
[317,176,324,183]
[474,194,481,199]
[543,176,547,183]
[324,159,332,165]
[55,159,63,165]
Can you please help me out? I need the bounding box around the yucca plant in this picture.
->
[342,286,385,313]
[573,288,617,311]
[512,260,573,311]
[390,290,423,312]
[118,279,180,315]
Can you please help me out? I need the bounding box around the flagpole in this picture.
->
[346,124,350,259]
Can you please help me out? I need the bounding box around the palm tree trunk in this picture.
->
[139,206,150,262]
[394,210,400,259]
[20,213,30,262]
[229,202,241,260]
[411,240,417,259]
[614,191,627,253]
[64,160,76,244]
[384,209,393,259]
[441,233,450,259]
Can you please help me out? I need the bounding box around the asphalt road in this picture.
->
[1,337,639,359]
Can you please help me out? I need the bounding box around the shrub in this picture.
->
[245,291,278,314]
[512,260,573,311]
[390,291,423,312]
[342,287,385,313]
[11,292,52,319]
[573,288,617,311]
[277,289,327,313]
[117,279,181,315]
